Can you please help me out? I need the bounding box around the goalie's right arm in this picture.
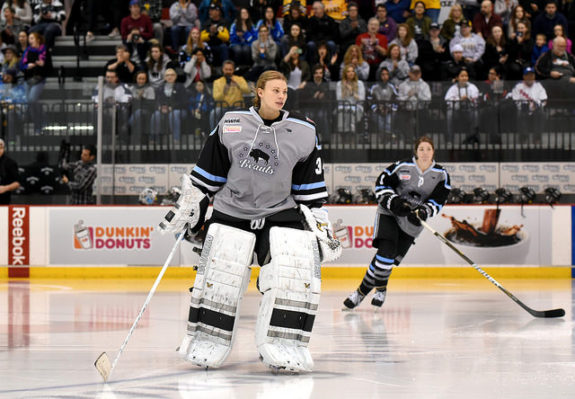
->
[159,174,209,235]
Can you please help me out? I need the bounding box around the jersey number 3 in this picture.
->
[315,158,322,175]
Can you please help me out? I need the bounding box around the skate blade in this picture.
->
[94,352,112,382]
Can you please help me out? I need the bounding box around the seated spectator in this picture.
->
[1,0,32,27]
[313,40,338,80]
[249,0,279,24]
[450,19,485,76]
[1,45,21,80]
[283,0,307,33]
[280,22,306,57]
[19,31,47,134]
[473,0,503,40]
[440,3,465,41]
[356,17,388,80]
[0,68,26,138]
[180,26,213,65]
[339,2,367,53]
[548,24,572,54]
[339,44,369,81]
[533,1,568,42]
[105,44,136,85]
[369,67,398,136]
[536,36,575,82]
[377,43,409,86]
[189,79,214,136]
[386,0,411,24]
[1,7,25,45]
[336,64,366,133]
[376,4,397,42]
[406,1,432,40]
[280,44,310,108]
[509,67,547,142]
[508,5,530,40]
[506,21,532,79]
[494,0,517,26]
[390,23,418,64]
[255,6,284,43]
[442,43,476,81]
[169,0,200,52]
[212,60,251,109]
[444,67,480,144]
[151,68,187,144]
[396,64,430,138]
[300,63,331,138]
[283,0,307,17]
[200,3,230,67]
[246,24,278,81]
[322,0,348,22]
[184,47,211,87]
[129,70,155,146]
[482,25,508,79]
[417,22,448,80]
[532,33,549,65]
[30,0,65,50]
[230,7,257,66]
[92,69,132,143]
[121,0,154,64]
[409,0,440,23]
[16,30,27,55]
[306,1,338,63]
[199,0,236,25]
[146,44,178,88]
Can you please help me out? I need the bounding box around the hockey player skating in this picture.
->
[160,70,340,372]
[344,136,451,309]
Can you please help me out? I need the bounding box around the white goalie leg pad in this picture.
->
[256,227,321,372]
[178,223,255,368]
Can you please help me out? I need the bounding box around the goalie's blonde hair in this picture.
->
[253,71,287,109]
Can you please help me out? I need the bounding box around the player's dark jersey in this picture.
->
[374,158,451,237]
[191,107,328,219]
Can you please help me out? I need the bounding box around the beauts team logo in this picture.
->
[73,220,153,250]
[238,141,279,175]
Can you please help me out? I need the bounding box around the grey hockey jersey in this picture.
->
[190,107,328,219]
[375,158,451,237]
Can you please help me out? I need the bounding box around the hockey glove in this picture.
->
[389,196,412,217]
[408,206,429,226]
[310,206,333,236]
[159,174,209,235]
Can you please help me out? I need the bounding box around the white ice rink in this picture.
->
[1,278,574,399]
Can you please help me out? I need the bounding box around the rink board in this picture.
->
[0,204,573,278]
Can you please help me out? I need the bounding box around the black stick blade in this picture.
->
[542,308,565,318]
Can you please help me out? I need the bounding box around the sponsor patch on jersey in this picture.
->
[399,174,411,180]
[224,118,240,124]
[223,125,242,133]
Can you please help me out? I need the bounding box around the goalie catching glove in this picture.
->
[159,174,209,236]
[300,204,342,262]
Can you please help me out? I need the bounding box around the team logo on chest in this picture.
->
[238,142,279,175]
[418,176,424,187]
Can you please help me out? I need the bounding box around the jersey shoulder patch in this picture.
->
[286,112,316,130]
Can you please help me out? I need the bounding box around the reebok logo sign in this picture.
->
[8,206,29,266]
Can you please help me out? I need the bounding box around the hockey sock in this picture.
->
[359,254,394,295]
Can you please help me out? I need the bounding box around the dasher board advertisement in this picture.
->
[48,208,178,265]
[328,205,552,267]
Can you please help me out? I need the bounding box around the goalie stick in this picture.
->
[94,232,186,381]
[419,219,565,319]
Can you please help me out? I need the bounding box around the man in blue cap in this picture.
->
[510,66,548,143]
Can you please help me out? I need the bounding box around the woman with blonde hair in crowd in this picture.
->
[440,3,465,41]
[336,64,366,133]
[339,44,369,81]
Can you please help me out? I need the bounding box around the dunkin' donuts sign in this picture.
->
[8,206,29,265]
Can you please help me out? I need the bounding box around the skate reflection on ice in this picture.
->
[256,376,313,399]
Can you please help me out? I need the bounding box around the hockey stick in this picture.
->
[420,219,565,319]
[94,232,186,381]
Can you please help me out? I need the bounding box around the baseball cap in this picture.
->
[461,19,471,27]
[523,66,536,75]
[209,3,222,10]
[430,22,440,30]
[129,0,140,6]
[451,44,464,53]
[1,44,17,54]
